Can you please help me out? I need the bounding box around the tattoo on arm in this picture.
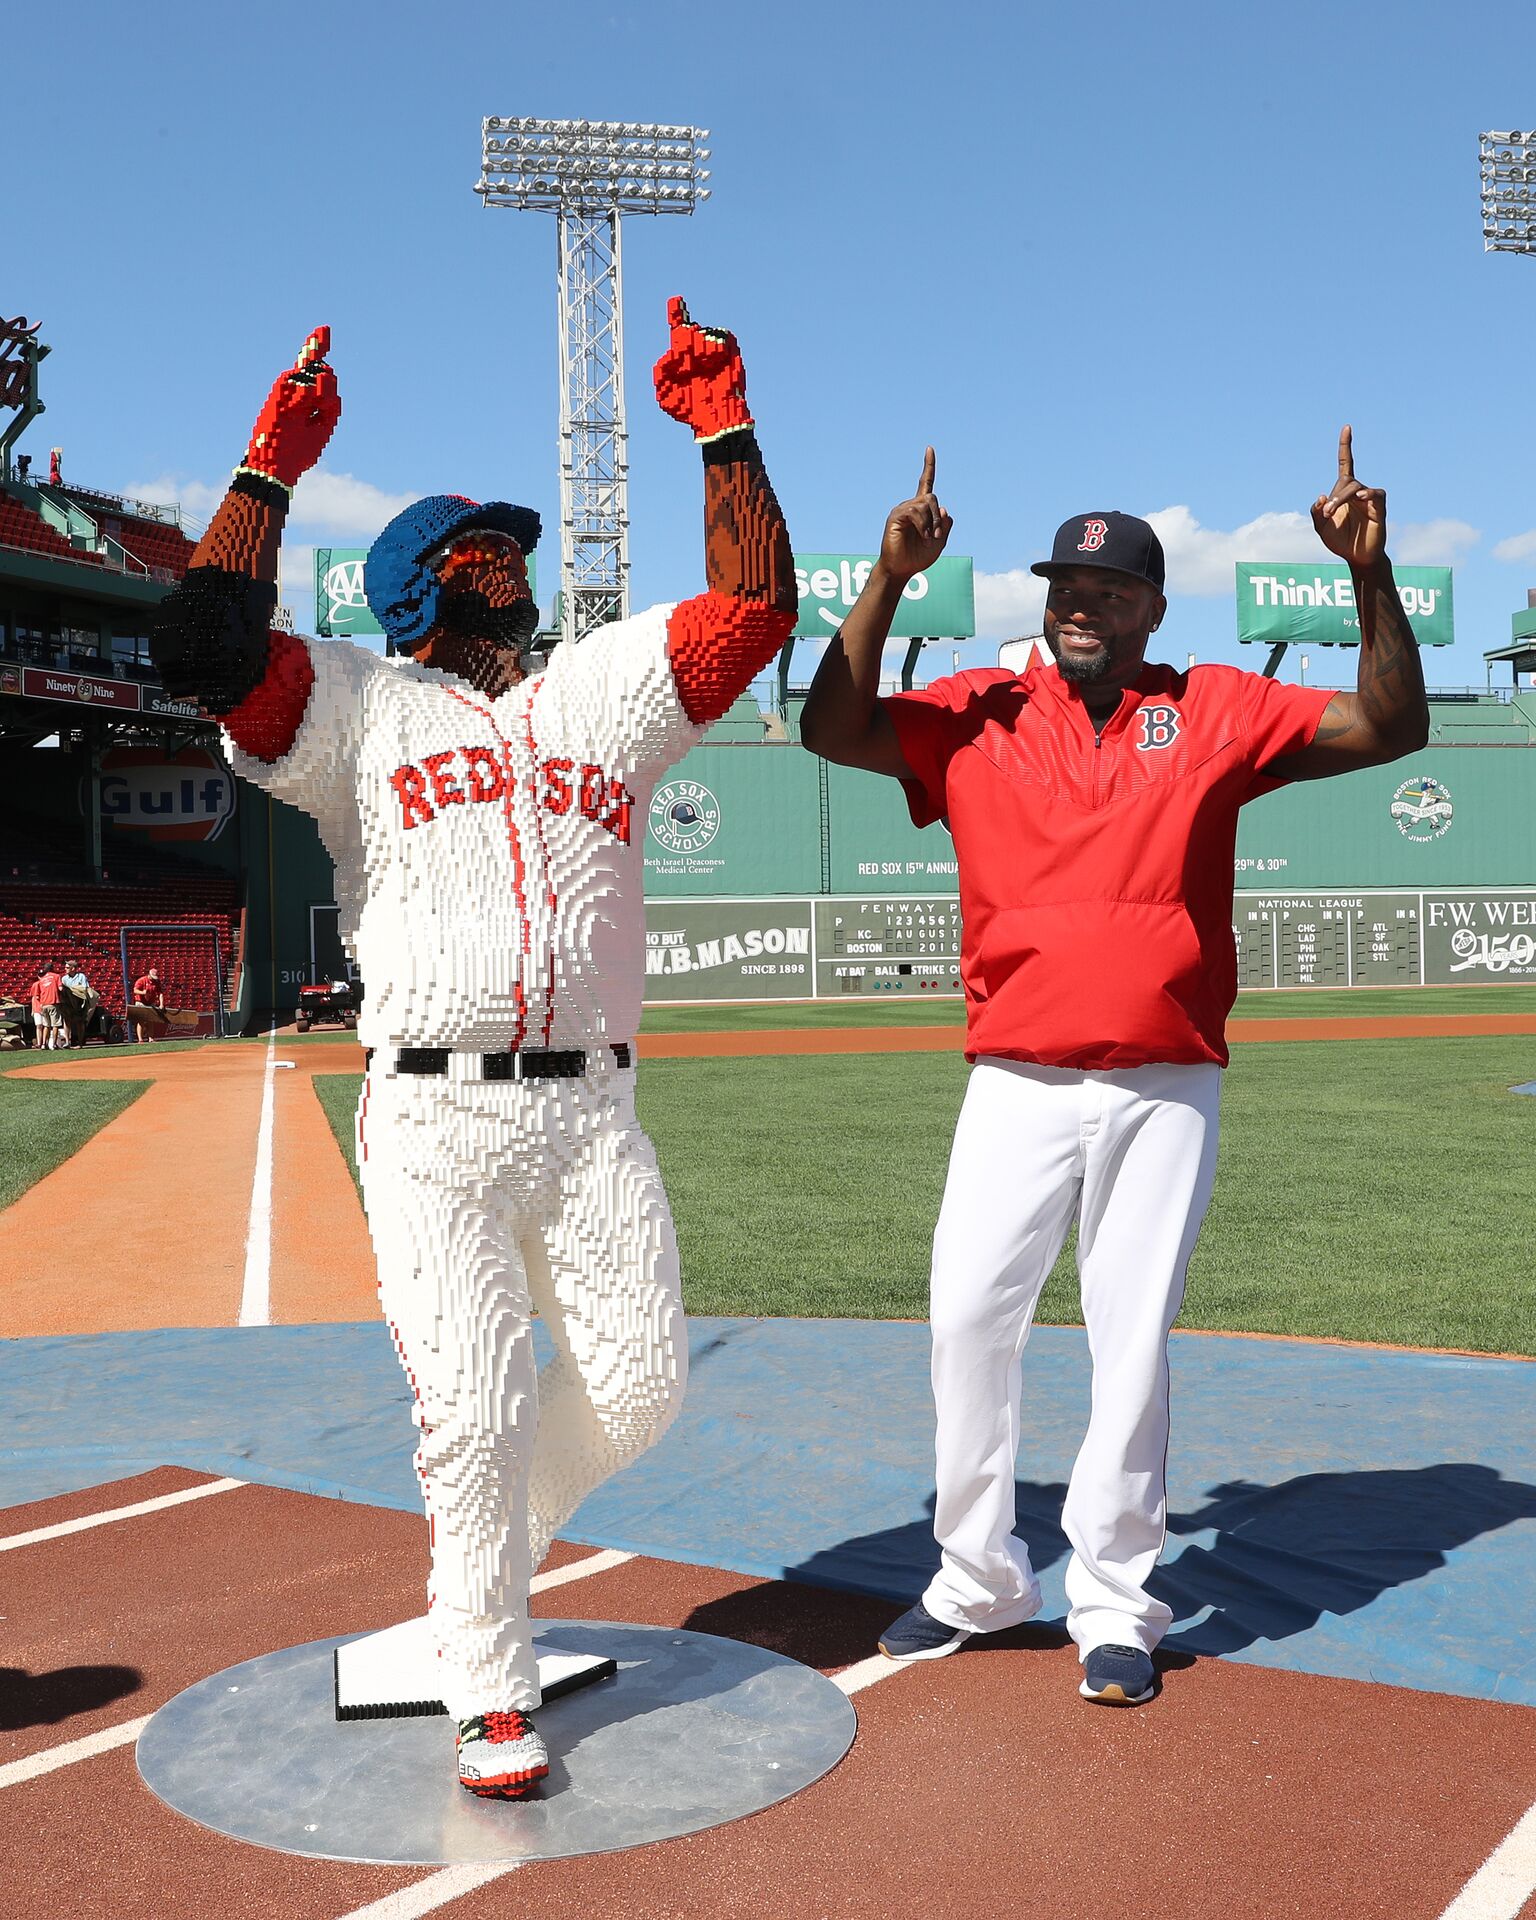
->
[1354,570,1426,747]
[1275,563,1428,775]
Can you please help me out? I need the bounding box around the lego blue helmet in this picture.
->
[364,495,541,654]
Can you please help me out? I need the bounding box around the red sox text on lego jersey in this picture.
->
[387,745,635,844]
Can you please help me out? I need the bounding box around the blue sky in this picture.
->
[8,0,1536,691]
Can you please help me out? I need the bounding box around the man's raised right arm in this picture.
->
[149,328,339,761]
[799,448,952,778]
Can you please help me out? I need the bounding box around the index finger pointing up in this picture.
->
[918,446,936,497]
[1337,423,1354,479]
[297,325,331,369]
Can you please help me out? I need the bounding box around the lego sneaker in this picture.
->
[1079,1643,1156,1706]
[456,1710,549,1799]
[878,1601,973,1662]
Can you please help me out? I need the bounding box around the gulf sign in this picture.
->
[98,745,236,843]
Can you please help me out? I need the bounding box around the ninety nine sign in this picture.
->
[793,554,975,640]
[1235,562,1454,649]
[19,666,139,711]
[0,665,205,720]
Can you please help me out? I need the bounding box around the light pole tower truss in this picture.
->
[476,117,711,646]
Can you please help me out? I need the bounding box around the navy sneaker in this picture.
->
[878,1601,972,1662]
[1079,1643,1156,1705]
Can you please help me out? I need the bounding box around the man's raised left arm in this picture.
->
[653,298,796,722]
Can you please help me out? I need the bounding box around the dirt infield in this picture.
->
[4,1468,1534,1920]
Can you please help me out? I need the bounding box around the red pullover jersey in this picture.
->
[884,660,1333,1070]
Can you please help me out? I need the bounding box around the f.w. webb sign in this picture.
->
[1235,561,1454,649]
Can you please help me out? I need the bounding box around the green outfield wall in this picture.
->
[233,738,1535,1020]
[641,742,1535,898]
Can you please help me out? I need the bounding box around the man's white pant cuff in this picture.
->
[919,1583,1044,1635]
[1069,1612,1165,1662]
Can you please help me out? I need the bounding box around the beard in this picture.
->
[1047,632,1114,683]
[436,588,539,649]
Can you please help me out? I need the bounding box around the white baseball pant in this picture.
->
[357,1054,686,1717]
[920,1056,1221,1658]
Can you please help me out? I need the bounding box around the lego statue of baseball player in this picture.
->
[149,305,795,1797]
[802,434,1429,1707]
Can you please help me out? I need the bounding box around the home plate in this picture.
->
[334,1616,615,1720]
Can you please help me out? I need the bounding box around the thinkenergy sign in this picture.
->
[1235,561,1454,648]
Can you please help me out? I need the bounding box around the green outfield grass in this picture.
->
[311,1031,1536,1353]
[0,1075,150,1211]
[1227,983,1536,1019]
[639,983,1536,1032]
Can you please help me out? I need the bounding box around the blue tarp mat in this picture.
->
[3,1318,1533,1705]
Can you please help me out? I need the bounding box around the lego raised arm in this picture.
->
[652,298,796,721]
[149,328,339,755]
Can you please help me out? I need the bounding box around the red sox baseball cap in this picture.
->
[1031,512,1166,592]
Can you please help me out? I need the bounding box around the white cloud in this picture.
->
[1492,528,1536,564]
[1392,519,1480,565]
[278,542,315,611]
[122,473,224,524]
[288,469,418,540]
[1142,505,1318,596]
[121,466,418,544]
[973,567,1047,640]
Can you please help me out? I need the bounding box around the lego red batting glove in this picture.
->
[238,325,341,494]
[653,297,753,443]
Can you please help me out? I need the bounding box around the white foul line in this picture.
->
[1436,1798,1536,1920]
[238,1027,279,1327]
[529,1548,634,1594]
[0,1477,245,1552]
[830,1652,905,1696]
[331,1865,521,1920]
[0,1716,150,1790]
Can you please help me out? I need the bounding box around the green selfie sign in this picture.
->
[793,553,975,640]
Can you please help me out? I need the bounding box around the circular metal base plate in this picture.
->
[136,1620,857,1865]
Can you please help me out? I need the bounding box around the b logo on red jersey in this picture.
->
[1077,519,1109,552]
[1136,705,1181,751]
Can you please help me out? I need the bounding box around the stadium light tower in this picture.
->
[476,117,711,645]
[1479,130,1536,256]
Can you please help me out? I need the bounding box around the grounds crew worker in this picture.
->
[149,311,795,1797]
[801,434,1428,1705]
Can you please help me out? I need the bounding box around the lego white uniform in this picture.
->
[224,605,701,1713]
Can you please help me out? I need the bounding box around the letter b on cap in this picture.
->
[1077,519,1109,553]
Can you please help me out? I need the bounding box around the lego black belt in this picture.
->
[367,1044,632,1079]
